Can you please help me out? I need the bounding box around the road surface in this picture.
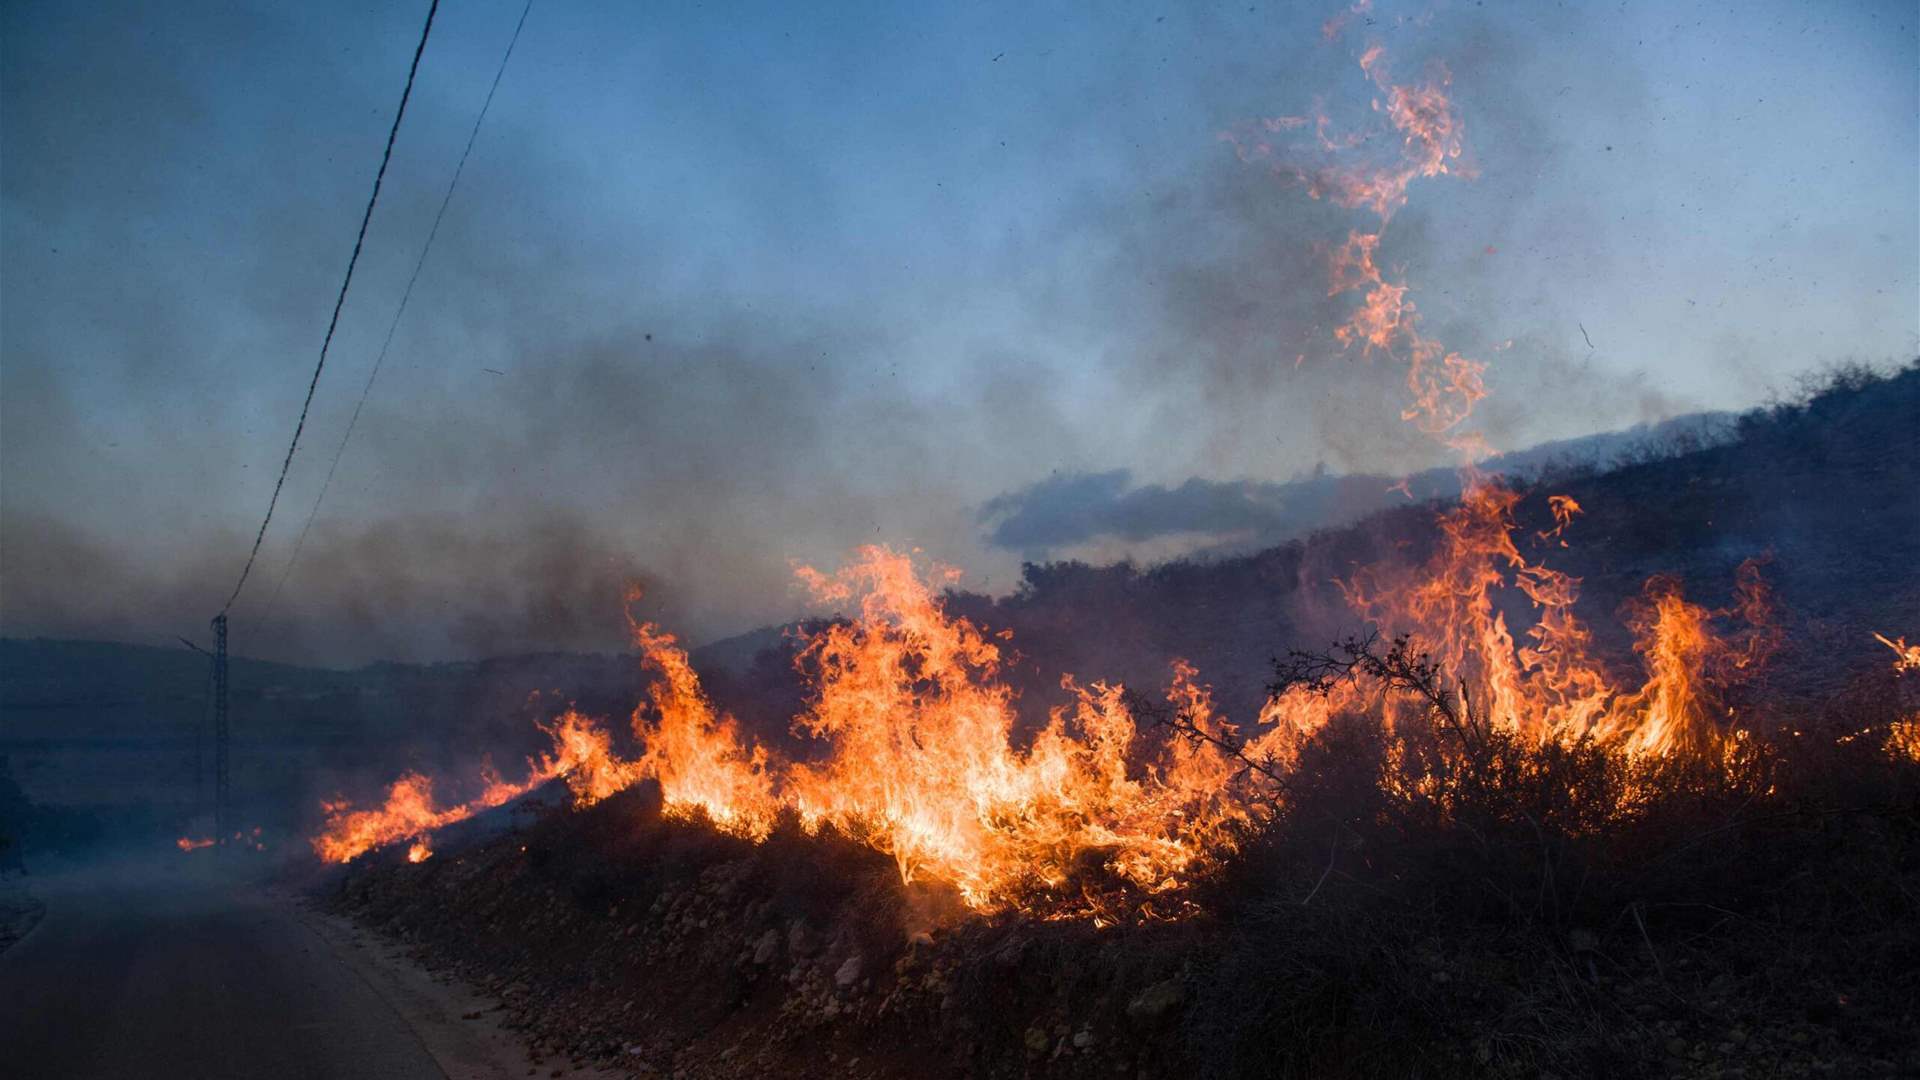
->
[0,854,570,1080]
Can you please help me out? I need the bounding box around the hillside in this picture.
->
[315,364,1920,1080]
[976,409,1736,562]
[707,363,1919,740]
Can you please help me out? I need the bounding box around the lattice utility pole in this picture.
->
[212,614,230,845]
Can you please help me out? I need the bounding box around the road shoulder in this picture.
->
[0,872,45,955]
[288,888,625,1080]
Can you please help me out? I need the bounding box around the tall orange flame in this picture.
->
[312,549,1260,917]
[782,547,1244,913]
[1329,480,1775,759]
[629,622,778,839]
[314,531,1783,917]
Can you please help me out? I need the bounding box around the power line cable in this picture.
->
[260,0,536,624]
[220,0,441,614]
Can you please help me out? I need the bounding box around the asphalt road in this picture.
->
[0,856,449,1080]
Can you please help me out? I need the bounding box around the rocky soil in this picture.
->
[323,781,1918,1080]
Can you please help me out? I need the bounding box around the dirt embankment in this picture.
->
[327,775,1920,1080]
[326,788,1208,1080]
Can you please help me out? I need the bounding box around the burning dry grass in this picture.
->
[313,372,1920,928]
[310,709,639,864]
[1179,674,1920,1079]
[324,671,1920,1078]
[315,545,1257,919]
[314,513,1916,927]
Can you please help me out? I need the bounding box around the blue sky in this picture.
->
[2,0,1914,662]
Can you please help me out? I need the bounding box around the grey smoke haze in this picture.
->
[2,1,1913,664]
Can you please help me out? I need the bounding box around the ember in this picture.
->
[1875,631,1920,674]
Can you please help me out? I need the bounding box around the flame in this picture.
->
[314,773,448,864]
[1875,632,1920,674]
[1539,494,1581,545]
[1889,721,1920,764]
[1224,38,1492,459]
[312,710,636,864]
[1877,632,1920,762]
[781,547,1245,913]
[1230,41,1468,224]
[406,840,433,863]
[178,829,265,852]
[1328,480,1776,760]
[539,709,645,807]
[311,532,1783,915]
[1219,31,1774,770]
[1322,221,1487,445]
[630,622,777,838]
[311,548,1261,918]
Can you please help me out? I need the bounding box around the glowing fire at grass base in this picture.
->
[1876,632,1920,763]
[310,711,640,865]
[314,545,1256,918]
[314,521,1831,922]
[176,827,267,853]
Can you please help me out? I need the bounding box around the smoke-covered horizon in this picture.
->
[3,0,1914,665]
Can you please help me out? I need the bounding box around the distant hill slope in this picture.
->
[0,638,298,707]
[976,410,1736,561]
[977,363,1918,718]
[702,363,1919,735]
[0,403,1755,714]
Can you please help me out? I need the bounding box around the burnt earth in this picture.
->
[323,367,1920,1079]
[325,787,1207,1079]
[325,760,1920,1080]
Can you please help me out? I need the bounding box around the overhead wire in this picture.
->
[260,0,537,625]
[219,0,442,614]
